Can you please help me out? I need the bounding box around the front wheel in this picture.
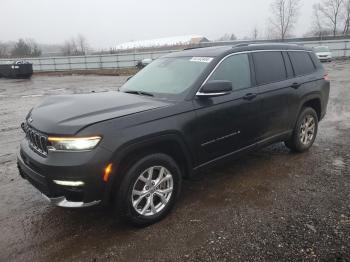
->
[115,153,182,227]
[285,107,318,152]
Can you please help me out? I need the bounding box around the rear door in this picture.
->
[252,51,294,140]
[192,53,261,165]
[287,51,319,126]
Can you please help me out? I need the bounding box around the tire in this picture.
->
[115,153,182,227]
[285,107,318,152]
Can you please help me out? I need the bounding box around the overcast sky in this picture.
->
[1,0,320,49]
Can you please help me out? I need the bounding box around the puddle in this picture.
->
[333,158,345,170]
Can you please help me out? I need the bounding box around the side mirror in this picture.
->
[196,80,232,98]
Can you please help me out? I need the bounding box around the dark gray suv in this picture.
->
[18,44,330,226]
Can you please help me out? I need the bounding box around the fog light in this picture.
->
[53,180,85,186]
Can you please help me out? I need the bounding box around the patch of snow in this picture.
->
[116,35,205,50]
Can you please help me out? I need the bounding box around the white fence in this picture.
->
[0,39,349,72]
[0,50,178,72]
[286,39,350,57]
[198,38,350,58]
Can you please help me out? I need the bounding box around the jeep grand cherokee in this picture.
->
[17,44,330,226]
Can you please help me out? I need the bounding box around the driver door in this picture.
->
[192,53,262,165]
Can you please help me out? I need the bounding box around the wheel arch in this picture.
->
[298,93,322,121]
[103,132,194,202]
[302,97,322,120]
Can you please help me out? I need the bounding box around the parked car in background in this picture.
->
[0,61,33,79]
[313,46,332,62]
[18,44,330,226]
[136,58,153,69]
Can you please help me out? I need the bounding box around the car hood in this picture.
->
[28,91,171,135]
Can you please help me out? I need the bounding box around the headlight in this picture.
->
[47,136,102,151]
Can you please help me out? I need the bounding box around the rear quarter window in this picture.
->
[252,51,287,85]
[309,52,322,69]
[288,51,316,76]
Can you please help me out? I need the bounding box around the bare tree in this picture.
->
[0,42,9,58]
[61,39,76,56]
[230,34,237,40]
[252,26,259,40]
[11,39,31,57]
[61,35,88,56]
[269,0,301,40]
[26,38,42,57]
[10,39,42,58]
[216,33,237,41]
[265,22,278,39]
[61,40,72,56]
[318,0,344,36]
[76,34,88,55]
[217,33,230,41]
[343,0,350,35]
[311,4,327,38]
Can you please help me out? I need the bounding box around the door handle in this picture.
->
[243,93,257,100]
[291,82,301,89]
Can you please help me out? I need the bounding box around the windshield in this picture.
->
[314,46,330,52]
[120,57,211,97]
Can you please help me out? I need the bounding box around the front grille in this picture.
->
[22,122,48,157]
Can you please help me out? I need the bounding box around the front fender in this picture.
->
[102,131,194,203]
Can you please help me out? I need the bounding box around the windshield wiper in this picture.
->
[123,90,154,97]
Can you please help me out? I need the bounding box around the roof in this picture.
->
[165,43,311,58]
[115,35,209,50]
[165,46,233,57]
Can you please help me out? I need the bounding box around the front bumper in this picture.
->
[17,139,112,208]
[318,56,332,61]
[43,195,101,208]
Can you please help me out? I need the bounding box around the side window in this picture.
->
[309,52,322,69]
[209,54,251,90]
[288,51,316,76]
[252,51,287,85]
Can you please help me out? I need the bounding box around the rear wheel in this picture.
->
[285,107,318,152]
[115,153,182,227]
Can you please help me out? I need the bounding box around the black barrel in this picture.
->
[0,62,33,79]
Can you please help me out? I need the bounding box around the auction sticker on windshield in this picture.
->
[190,57,213,63]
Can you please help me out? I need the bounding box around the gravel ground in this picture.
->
[0,62,349,261]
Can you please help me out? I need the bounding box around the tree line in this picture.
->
[0,35,89,58]
[218,0,350,41]
[61,35,89,56]
[312,0,350,37]
[0,39,42,58]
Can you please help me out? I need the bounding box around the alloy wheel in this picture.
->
[299,114,316,145]
[131,166,174,216]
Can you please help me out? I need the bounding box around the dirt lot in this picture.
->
[0,62,349,261]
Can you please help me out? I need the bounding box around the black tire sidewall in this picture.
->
[116,153,182,226]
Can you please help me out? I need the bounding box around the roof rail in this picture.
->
[232,43,254,48]
[183,46,206,51]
